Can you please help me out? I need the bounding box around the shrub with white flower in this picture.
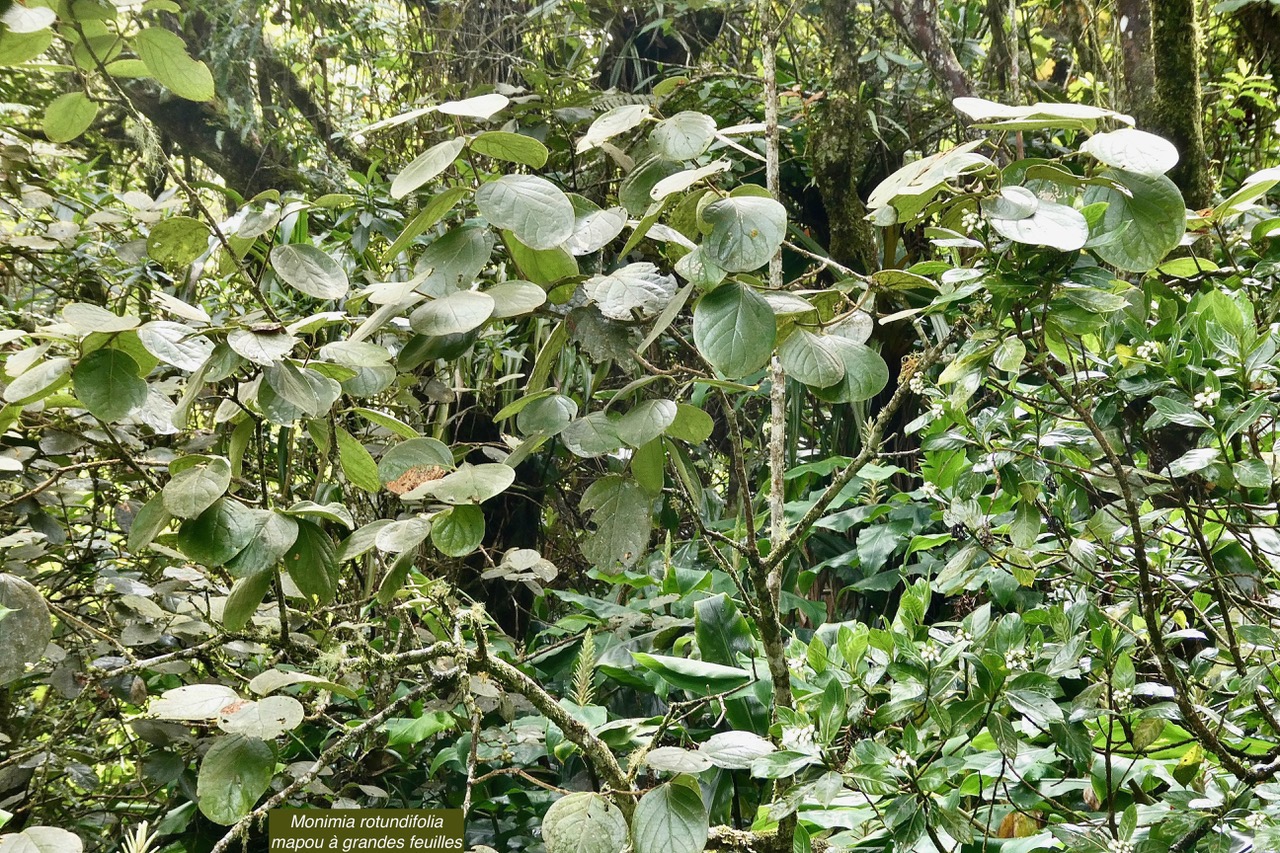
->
[1107,838,1135,853]
[960,209,982,233]
[781,724,816,752]
[1135,340,1160,360]
[1006,647,1029,670]
[1112,687,1133,711]
[1246,811,1268,830]
[920,643,942,664]
[909,370,928,394]
[1193,386,1220,410]
[889,749,916,771]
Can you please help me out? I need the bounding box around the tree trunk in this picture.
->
[1152,0,1214,208]
[808,1,880,273]
[877,0,972,103]
[1120,0,1213,208]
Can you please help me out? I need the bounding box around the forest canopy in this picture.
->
[3,1,1280,852]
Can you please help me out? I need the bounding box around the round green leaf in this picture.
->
[72,348,146,422]
[620,156,681,215]
[561,412,624,458]
[647,746,714,774]
[431,504,485,557]
[0,573,52,685]
[476,175,575,250]
[409,290,495,336]
[667,404,714,443]
[135,28,215,101]
[149,684,240,720]
[147,216,211,266]
[485,281,546,319]
[1084,168,1187,272]
[542,792,630,853]
[577,103,651,153]
[1080,128,1179,176]
[583,263,676,321]
[269,244,349,300]
[178,497,257,567]
[988,198,1088,251]
[390,137,466,200]
[3,357,72,405]
[616,399,677,448]
[196,734,274,825]
[517,394,578,436]
[470,131,549,168]
[217,695,304,739]
[282,520,339,604]
[401,462,515,504]
[0,28,54,65]
[1,4,55,33]
[651,111,717,160]
[137,321,214,371]
[698,731,776,770]
[164,457,232,519]
[701,196,787,272]
[225,510,299,578]
[567,206,628,256]
[778,330,846,389]
[374,517,432,553]
[0,827,82,853]
[631,781,708,853]
[62,302,140,333]
[692,282,777,378]
[227,327,297,365]
[43,92,98,143]
[810,336,889,404]
[378,437,453,485]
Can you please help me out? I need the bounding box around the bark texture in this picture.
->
[878,0,973,102]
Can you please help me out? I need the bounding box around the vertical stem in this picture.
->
[761,0,787,579]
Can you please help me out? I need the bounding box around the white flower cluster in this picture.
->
[1246,811,1268,830]
[1193,387,1221,410]
[960,209,983,233]
[889,750,917,771]
[909,370,928,394]
[1006,648,1029,671]
[781,725,816,752]
[1135,341,1160,360]
[1112,687,1133,710]
[921,481,942,501]
[1107,838,1135,853]
[955,629,974,645]
[919,643,942,664]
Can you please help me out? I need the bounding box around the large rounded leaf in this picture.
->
[988,198,1088,252]
[138,321,214,371]
[409,290,495,336]
[196,734,274,825]
[178,497,257,567]
[701,196,787,272]
[651,111,717,160]
[778,330,846,389]
[270,244,349,300]
[0,573,53,685]
[134,28,214,101]
[631,780,708,853]
[486,282,546,319]
[698,731,776,770]
[430,505,485,557]
[378,437,454,486]
[164,457,232,519]
[149,684,240,721]
[0,827,82,853]
[518,394,578,436]
[584,263,676,321]
[390,137,466,199]
[72,348,147,422]
[1084,168,1186,272]
[577,103,651,153]
[283,520,339,604]
[692,282,776,378]
[401,462,515,504]
[616,399,677,448]
[542,792,629,853]
[148,216,211,266]
[475,175,575,250]
[810,336,889,404]
[217,695,305,739]
[1080,128,1178,176]
[470,131,549,168]
[3,357,72,405]
[44,92,98,143]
